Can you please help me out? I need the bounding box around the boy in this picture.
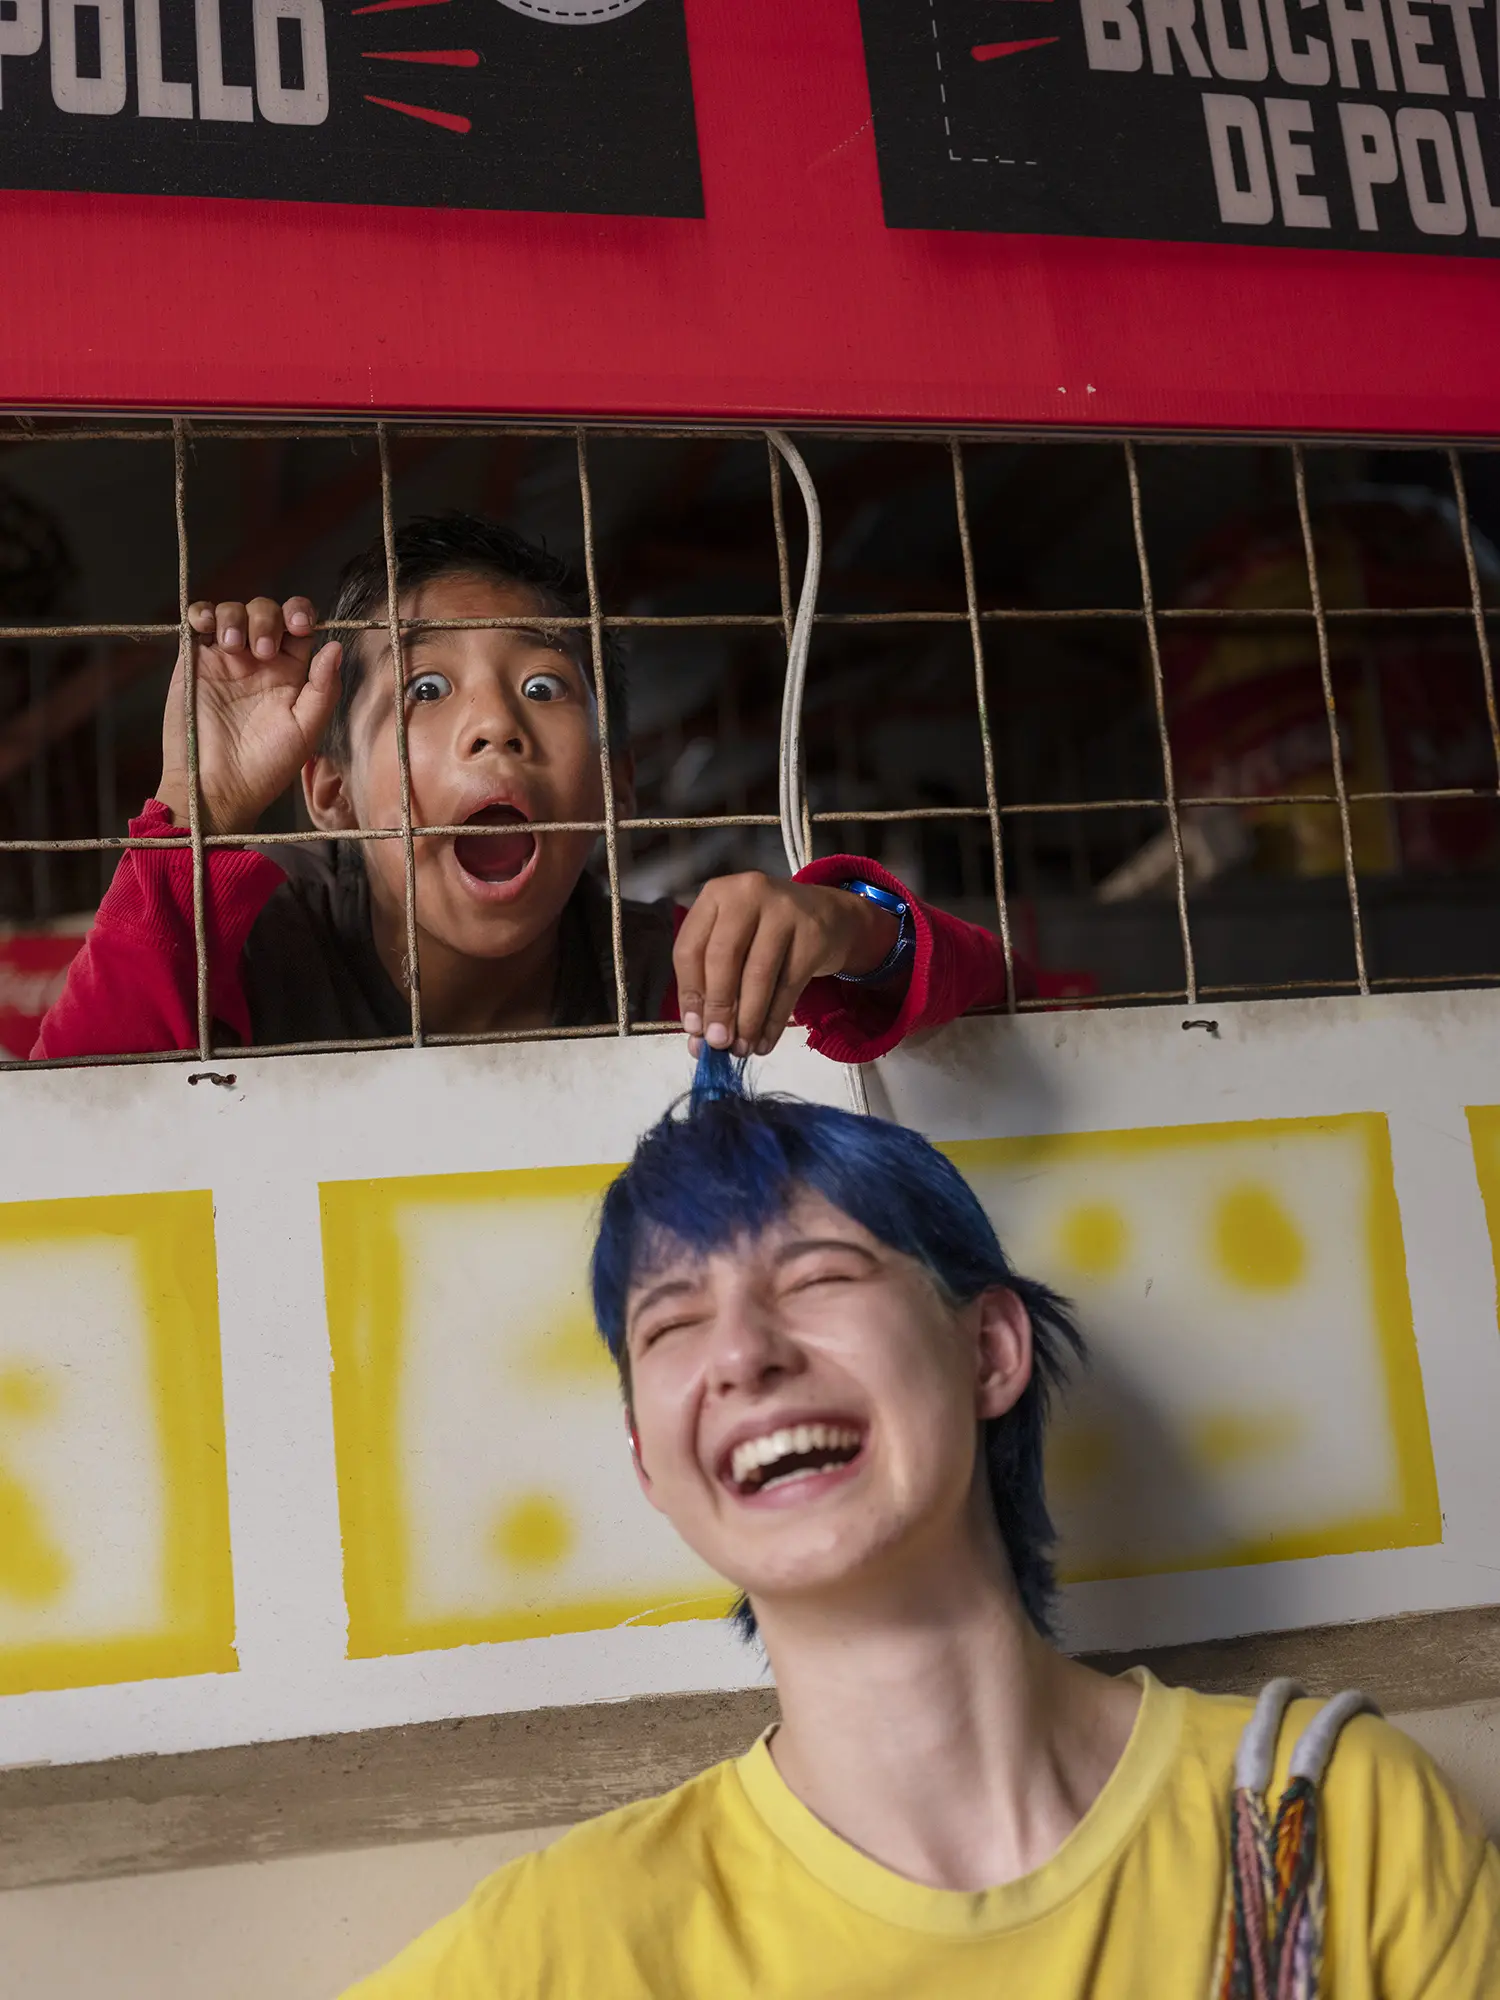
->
[33,515,1013,1061]
[346,1063,1499,1997]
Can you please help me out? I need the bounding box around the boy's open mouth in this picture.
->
[452,804,536,885]
[722,1421,866,1498]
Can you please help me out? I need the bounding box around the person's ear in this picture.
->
[304,754,358,832]
[974,1286,1033,1422]
[627,1409,665,1510]
[610,749,637,822]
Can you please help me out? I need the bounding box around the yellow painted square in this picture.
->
[0,1190,237,1695]
[1463,1106,1500,1329]
[945,1114,1440,1580]
[321,1166,733,1660]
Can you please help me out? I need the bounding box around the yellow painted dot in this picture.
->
[1213,1183,1306,1290]
[489,1492,575,1573]
[0,1464,69,1604]
[0,1365,58,1420]
[521,1311,614,1384]
[1190,1408,1301,1469]
[1057,1202,1129,1279]
[1046,1421,1118,1499]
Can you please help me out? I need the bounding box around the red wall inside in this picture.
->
[2,0,1497,431]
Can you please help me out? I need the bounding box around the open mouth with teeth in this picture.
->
[452,804,537,886]
[726,1422,866,1498]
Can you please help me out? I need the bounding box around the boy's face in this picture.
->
[307,573,628,963]
[622,1193,1032,1613]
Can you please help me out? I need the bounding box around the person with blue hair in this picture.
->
[347,1056,1500,2000]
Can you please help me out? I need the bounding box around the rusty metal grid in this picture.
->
[3,413,1499,1072]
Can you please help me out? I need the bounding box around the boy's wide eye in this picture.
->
[406,671,452,704]
[522,671,570,704]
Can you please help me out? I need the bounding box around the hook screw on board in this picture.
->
[1181,1019,1220,1039]
[188,1071,238,1088]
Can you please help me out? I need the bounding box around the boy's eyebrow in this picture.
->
[399,629,444,661]
[395,624,583,665]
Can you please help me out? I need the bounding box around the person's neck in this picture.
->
[369,898,561,1037]
[756,1537,1141,1895]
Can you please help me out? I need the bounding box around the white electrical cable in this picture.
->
[766,430,871,1118]
[767,431,817,874]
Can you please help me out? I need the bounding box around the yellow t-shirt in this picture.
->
[344,1671,1500,1998]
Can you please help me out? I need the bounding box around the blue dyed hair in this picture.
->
[591,1049,1084,1640]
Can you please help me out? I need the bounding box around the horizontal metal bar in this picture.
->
[7,412,1500,454]
[7,783,1500,854]
[423,1017,682,1050]
[1010,987,1188,1010]
[0,623,180,641]
[1,1044,208,1073]
[2,603,1494,644]
[13,974,1500,1072]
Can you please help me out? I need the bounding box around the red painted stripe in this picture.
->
[971,35,1059,57]
[363,94,471,132]
[363,46,479,64]
[351,0,449,16]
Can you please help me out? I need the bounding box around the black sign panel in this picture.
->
[858,0,1500,256]
[0,0,700,214]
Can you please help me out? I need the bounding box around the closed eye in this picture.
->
[637,1314,705,1352]
[783,1249,872,1289]
[774,1239,880,1292]
[788,1269,861,1295]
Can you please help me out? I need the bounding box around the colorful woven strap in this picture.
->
[1215,1680,1378,2000]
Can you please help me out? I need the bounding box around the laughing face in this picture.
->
[623,1192,1033,1614]
[308,572,628,981]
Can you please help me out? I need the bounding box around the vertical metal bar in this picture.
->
[717,665,750,871]
[95,647,116,900]
[377,423,424,1045]
[1123,439,1198,1006]
[574,429,630,1034]
[172,418,213,1060]
[1292,444,1370,996]
[27,648,50,921]
[768,437,794,647]
[950,438,1016,1012]
[1447,447,1500,788]
[767,438,812,863]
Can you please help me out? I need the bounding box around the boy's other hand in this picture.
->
[675,874,902,1059]
[157,596,342,837]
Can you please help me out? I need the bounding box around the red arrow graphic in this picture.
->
[972,36,1059,57]
[364,94,470,131]
[363,46,479,63]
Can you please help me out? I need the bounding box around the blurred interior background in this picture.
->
[2,422,1498,1052]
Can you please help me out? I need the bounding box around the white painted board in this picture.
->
[1,989,1499,1767]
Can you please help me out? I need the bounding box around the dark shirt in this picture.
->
[242,838,678,1046]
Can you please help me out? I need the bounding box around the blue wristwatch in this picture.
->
[834,879,915,986]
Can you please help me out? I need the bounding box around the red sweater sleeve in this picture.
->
[656,856,1017,1064]
[788,855,1013,1063]
[30,801,286,1059]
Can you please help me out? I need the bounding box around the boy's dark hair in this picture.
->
[591,1052,1084,1644]
[320,512,628,763]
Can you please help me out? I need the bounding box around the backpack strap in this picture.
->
[1215,1682,1380,2000]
